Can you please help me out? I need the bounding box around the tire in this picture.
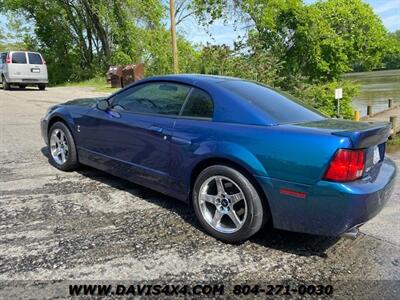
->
[19,85,26,89]
[48,122,79,171]
[2,76,10,90]
[192,165,266,243]
[38,84,46,90]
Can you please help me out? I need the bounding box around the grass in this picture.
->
[60,76,118,93]
[388,136,400,146]
[387,135,400,153]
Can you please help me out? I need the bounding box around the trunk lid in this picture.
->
[295,119,391,148]
[294,118,391,176]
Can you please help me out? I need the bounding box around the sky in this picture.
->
[179,0,400,46]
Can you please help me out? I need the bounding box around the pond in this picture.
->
[345,69,400,117]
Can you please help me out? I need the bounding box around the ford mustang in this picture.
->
[41,75,397,243]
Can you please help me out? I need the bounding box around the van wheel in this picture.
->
[2,76,10,90]
[38,84,46,91]
[19,85,27,89]
[192,165,266,243]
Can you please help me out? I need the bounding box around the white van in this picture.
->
[0,51,48,90]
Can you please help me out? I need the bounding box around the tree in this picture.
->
[0,0,165,83]
[189,0,395,118]
[382,30,400,70]
[191,0,392,80]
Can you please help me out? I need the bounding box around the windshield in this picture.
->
[219,80,326,124]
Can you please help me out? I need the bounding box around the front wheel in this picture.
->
[48,122,79,171]
[38,84,46,90]
[192,165,266,243]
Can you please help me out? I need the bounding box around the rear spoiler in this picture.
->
[332,122,391,148]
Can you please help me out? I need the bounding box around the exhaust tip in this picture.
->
[341,227,360,240]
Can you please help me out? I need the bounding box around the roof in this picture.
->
[141,74,242,86]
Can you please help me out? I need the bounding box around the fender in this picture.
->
[47,108,77,140]
[214,141,270,177]
[187,140,270,186]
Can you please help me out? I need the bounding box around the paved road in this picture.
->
[0,87,399,298]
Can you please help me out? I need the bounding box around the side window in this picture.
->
[181,88,213,119]
[11,52,27,64]
[28,52,43,64]
[112,82,191,115]
[0,53,5,64]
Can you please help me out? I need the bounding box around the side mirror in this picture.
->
[96,99,109,111]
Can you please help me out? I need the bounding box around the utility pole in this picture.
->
[169,0,179,73]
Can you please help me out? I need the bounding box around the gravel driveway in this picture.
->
[0,87,399,298]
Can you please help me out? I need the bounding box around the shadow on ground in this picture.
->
[2,86,44,91]
[41,147,339,258]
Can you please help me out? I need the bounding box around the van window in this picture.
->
[12,52,27,64]
[28,53,43,64]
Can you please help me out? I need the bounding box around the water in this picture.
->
[345,69,400,117]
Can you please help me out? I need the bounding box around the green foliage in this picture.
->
[310,0,389,74]
[191,0,394,118]
[192,0,391,80]
[382,30,400,70]
[1,0,393,121]
[197,40,283,86]
[110,50,133,66]
[61,76,112,92]
[0,0,166,83]
[292,81,359,119]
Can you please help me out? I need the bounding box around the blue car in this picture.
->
[41,75,397,243]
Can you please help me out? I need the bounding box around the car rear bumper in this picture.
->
[255,157,397,236]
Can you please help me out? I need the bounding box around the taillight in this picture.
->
[324,149,365,182]
[5,53,11,64]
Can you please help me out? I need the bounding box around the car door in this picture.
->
[77,81,191,190]
[170,88,215,195]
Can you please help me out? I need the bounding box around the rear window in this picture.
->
[11,52,27,64]
[28,52,43,64]
[219,80,325,124]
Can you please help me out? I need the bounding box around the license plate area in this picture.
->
[365,143,385,172]
[373,146,380,164]
[31,68,40,73]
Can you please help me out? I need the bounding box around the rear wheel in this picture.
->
[192,165,266,243]
[48,122,79,171]
[19,84,27,89]
[2,76,10,90]
[38,84,46,90]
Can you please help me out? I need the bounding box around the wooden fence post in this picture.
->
[367,105,372,117]
[354,111,360,121]
[390,116,398,137]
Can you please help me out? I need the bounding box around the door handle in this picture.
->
[149,126,163,133]
[171,136,192,145]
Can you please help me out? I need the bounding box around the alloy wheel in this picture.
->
[198,175,247,233]
[49,128,69,165]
